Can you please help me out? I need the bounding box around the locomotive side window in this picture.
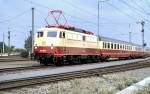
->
[37,32,43,37]
[59,32,65,38]
[59,32,62,38]
[63,32,65,38]
[83,36,85,41]
[77,35,82,41]
[47,31,57,37]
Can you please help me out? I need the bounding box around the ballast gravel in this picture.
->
[0,67,150,94]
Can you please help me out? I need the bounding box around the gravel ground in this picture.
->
[0,61,39,69]
[0,67,150,94]
[135,83,150,94]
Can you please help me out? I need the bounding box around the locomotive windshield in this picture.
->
[37,32,43,37]
[47,31,57,37]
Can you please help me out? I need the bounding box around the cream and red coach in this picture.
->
[34,26,149,65]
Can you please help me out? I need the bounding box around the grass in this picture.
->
[102,74,141,91]
[135,84,150,94]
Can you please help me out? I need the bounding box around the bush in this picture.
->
[20,50,29,58]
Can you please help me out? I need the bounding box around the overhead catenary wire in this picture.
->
[23,0,98,26]
[118,0,150,22]
[61,0,97,17]
[23,0,137,27]
[106,2,138,21]
[130,0,150,16]
[121,0,150,16]
[0,9,30,23]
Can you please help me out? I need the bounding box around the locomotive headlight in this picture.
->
[34,46,37,49]
[51,44,54,49]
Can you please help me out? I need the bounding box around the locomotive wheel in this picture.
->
[40,59,48,66]
[54,57,63,66]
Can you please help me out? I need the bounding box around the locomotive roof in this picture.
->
[100,36,142,47]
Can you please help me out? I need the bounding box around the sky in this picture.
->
[0,0,150,48]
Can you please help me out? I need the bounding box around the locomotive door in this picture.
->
[61,31,66,54]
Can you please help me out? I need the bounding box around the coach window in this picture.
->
[105,42,107,48]
[106,43,108,48]
[122,45,124,50]
[108,43,110,49]
[117,44,119,49]
[103,42,105,48]
[120,45,122,50]
[125,45,127,50]
[111,43,113,49]
[114,44,116,49]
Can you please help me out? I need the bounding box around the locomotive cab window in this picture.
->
[47,31,57,37]
[37,32,43,37]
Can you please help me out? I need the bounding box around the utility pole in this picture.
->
[137,21,145,48]
[141,21,145,48]
[129,24,131,43]
[8,30,10,56]
[129,31,131,43]
[31,7,34,54]
[97,0,109,39]
[98,1,100,39]
[2,32,5,54]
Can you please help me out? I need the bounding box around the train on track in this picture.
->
[33,10,150,65]
[34,25,150,65]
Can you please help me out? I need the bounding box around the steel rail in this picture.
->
[0,59,30,62]
[0,59,150,90]
[0,59,147,73]
[0,66,49,73]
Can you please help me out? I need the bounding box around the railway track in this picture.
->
[0,65,49,73]
[0,58,30,62]
[0,56,30,62]
[0,59,150,90]
[0,58,124,73]
[0,58,144,73]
